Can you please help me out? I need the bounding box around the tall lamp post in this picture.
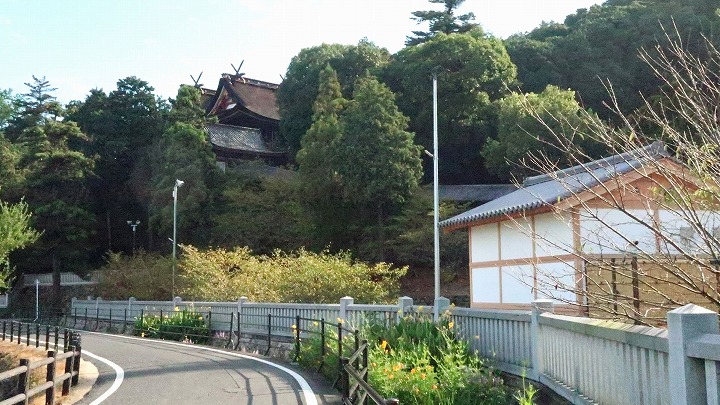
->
[126,220,140,254]
[432,72,440,300]
[172,179,184,298]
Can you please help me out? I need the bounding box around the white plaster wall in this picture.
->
[535,261,578,303]
[580,208,655,255]
[534,212,574,257]
[500,217,533,260]
[470,224,498,263]
[501,264,535,303]
[471,267,500,303]
[657,209,720,255]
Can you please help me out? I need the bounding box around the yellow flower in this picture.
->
[417,306,424,312]
[198,316,203,320]
[381,340,388,350]
[388,374,394,379]
[313,321,319,327]
[141,332,145,338]
[432,384,438,390]
[291,324,297,330]
[448,321,454,329]
[421,373,426,379]
[174,306,180,311]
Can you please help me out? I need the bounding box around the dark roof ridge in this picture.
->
[522,141,668,187]
[205,122,259,131]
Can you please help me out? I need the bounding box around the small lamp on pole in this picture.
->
[172,179,184,298]
[126,220,140,254]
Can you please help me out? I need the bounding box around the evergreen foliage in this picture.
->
[406,0,480,45]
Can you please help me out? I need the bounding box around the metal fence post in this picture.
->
[35,323,39,348]
[668,304,720,405]
[207,311,212,342]
[25,322,30,346]
[266,313,272,355]
[337,321,343,386]
[45,325,49,350]
[294,314,301,361]
[234,311,241,351]
[53,326,59,351]
[228,312,234,348]
[2,320,5,340]
[9,321,13,343]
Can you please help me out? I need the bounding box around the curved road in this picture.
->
[74,332,341,405]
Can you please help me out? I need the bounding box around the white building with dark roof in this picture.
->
[440,142,720,313]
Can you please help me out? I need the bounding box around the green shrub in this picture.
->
[94,251,174,300]
[180,246,406,303]
[133,306,209,344]
[300,314,510,405]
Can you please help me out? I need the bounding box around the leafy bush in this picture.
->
[133,306,209,344]
[366,315,509,405]
[297,320,356,381]
[298,314,510,405]
[93,251,174,300]
[180,246,406,303]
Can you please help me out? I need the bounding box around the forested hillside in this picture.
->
[0,0,718,299]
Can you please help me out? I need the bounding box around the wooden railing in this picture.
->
[0,322,81,405]
[340,339,399,405]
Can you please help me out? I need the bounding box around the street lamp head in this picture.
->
[175,179,185,188]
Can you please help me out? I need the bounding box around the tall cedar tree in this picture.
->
[10,77,95,300]
[406,0,479,45]
[296,65,354,248]
[335,76,423,260]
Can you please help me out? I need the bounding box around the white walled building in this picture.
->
[440,142,719,311]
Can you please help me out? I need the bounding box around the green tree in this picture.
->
[8,79,96,298]
[481,85,605,181]
[210,170,311,254]
[68,77,167,254]
[296,65,353,248]
[384,30,517,184]
[334,76,423,260]
[406,0,480,45]
[149,86,220,248]
[278,40,390,154]
[0,89,18,129]
[0,199,39,291]
[505,0,720,119]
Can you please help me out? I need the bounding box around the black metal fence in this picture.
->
[15,309,399,404]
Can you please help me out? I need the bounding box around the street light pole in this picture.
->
[126,220,140,254]
[432,72,440,300]
[172,179,184,298]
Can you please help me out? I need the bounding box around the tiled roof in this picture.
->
[206,124,284,155]
[225,76,280,121]
[439,142,669,229]
[439,184,517,202]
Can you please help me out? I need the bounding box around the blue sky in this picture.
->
[1,0,603,104]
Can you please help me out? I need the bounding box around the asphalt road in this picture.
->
[73,332,342,405]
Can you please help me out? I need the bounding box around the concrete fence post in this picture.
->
[433,297,450,321]
[237,297,247,314]
[95,297,101,311]
[71,297,76,312]
[339,297,353,324]
[128,297,136,311]
[397,296,413,323]
[668,304,719,405]
[530,299,554,381]
[172,296,182,307]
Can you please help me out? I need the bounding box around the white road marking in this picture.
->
[82,350,124,405]
[82,331,319,405]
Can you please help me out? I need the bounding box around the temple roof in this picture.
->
[206,123,285,156]
[207,75,280,121]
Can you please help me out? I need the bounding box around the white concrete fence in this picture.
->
[71,296,720,405]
